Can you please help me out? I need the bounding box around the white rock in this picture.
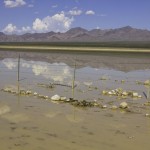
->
[120,102,128,109]
[122,91,128,96]
[60,97,67,101]
[145,113,150,117]
[44,96,49,99]
[26,90,32,94]
[33,92,38,96]
[132,92,138,97]
[111,105,118,110]
[108,91,113,95]
[144,80,150,85]
[83,82,93,86]
[51,95,61,101]
[102,105,107,108]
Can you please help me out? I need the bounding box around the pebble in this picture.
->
[60,97,67,101]
[145,113,150,117]
[102,105,107,108]
[51,95,61,101]
[120,102,128,109]
[111,105,118,110]
[33,92,38,96]
[132,92,138,97]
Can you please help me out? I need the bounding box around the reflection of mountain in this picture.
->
[0,51,150,72]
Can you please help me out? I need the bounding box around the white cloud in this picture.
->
[2,24,17,34]
[68,10,82,16]
[21,26,31,33]
[2,24,31,34]
[85,10,95,15]
[32,12,74,33]
[4,0,26,8]
[2,12,74,34]
[32,18,48,32]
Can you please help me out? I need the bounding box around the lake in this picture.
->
[0,50,150,150]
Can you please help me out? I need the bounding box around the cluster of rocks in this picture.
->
[50,94,129,110]
[102,88,142,98]
[1,87,17,94]
[1,88,141,111]
[51,95,100,107]
[136,80,150,86]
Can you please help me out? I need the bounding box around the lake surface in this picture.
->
[0,50,150,150]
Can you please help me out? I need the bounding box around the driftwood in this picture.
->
[37,83,77,89]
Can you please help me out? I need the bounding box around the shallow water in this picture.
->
[0,50,150,150]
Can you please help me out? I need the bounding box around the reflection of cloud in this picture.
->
[2,59,17,69]
[3,59,72,82]
[31,62,72,82]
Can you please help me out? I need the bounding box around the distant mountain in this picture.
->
[1,26,150,42]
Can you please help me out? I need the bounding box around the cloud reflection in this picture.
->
[2,59,17,69]
[3,59,73,82]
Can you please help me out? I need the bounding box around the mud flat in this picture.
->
[0,50,150,150]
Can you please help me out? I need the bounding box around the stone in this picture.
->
[51,95,61,101]
[102,105,107,108]
[144,80,150,86]
[121,80,125,83]
[122,91,128,96]
[120,102,128,109]
[60,97,67,101]
[111,105,118,110]
[33,92,38,96]
[26,90,32,95]
[44,96,49,99]
[132,92,138,97]
[102,90,108,95]
[20,90,26,95]
[145,114,150,117]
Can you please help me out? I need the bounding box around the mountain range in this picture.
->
[1,26,150,42]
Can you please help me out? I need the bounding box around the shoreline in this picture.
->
[0,45,150,53]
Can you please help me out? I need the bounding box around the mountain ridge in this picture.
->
[1,26,150,42]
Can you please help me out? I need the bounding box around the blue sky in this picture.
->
[0,0,150,34]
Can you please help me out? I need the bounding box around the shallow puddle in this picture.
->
[0,50,150,150]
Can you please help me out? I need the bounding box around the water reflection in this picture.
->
[2,59,73,82]
[0,52,150,150]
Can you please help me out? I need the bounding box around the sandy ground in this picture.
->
[0,50,150,150]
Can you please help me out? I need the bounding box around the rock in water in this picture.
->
[120,102,128,109]
[144,80,150,86]
[51,95,61,101]
[132,92,138,97]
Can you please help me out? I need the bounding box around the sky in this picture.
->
[0,0,150,34]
